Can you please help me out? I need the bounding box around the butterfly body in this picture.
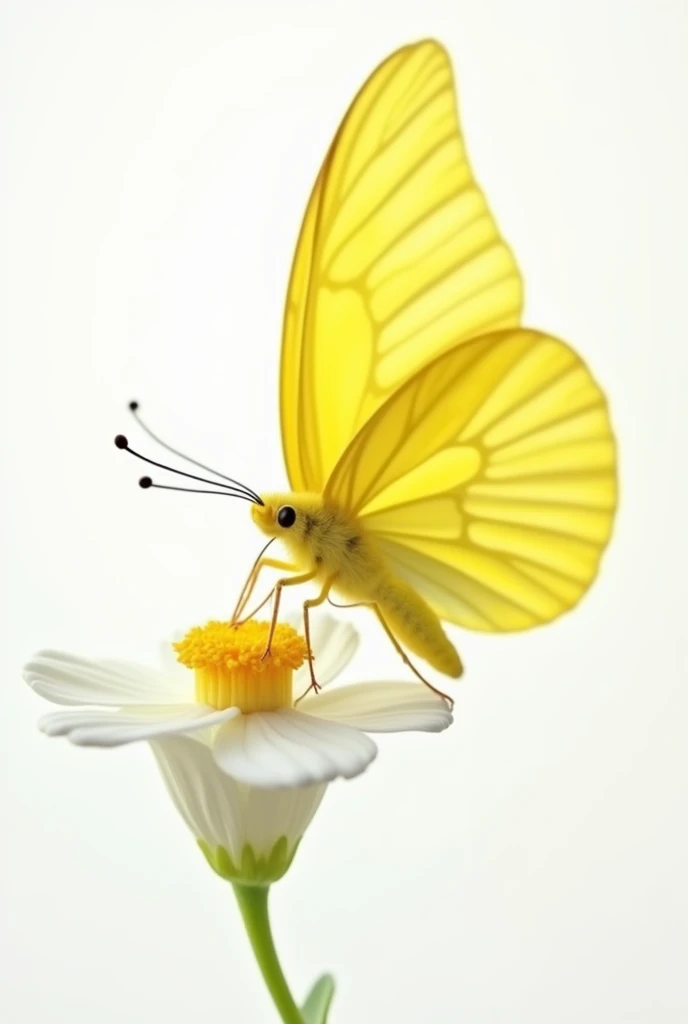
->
[367,573,463,678]
[252,492,462,679]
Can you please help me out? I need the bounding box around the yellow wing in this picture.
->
[280,39,523,492]
[324,329,617,632]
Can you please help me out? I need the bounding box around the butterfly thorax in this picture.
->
[252,491,383,594]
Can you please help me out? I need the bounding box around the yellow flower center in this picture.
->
[173,619,307,714]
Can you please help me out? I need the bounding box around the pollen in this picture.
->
[173,619,308,713]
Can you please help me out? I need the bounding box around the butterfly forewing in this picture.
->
[280,40,524,492]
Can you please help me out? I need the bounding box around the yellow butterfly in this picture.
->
[120,40,617,704]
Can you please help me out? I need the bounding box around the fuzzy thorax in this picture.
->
[173,620,307,713]
[251,491,371,583]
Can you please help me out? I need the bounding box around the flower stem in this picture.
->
[233,883,305,1024]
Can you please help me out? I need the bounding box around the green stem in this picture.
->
[233,883,305,1024]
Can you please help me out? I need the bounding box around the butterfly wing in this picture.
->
[324,329,617,631]
[280,39,523,492]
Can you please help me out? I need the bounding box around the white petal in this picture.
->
[100,659,189,699]
[293,616,359,691]
[151,736,245,858]
[40,704,239,746]
[23,651,191,707]
[299,682,453,733]
[151,736,327,861]
[242,783,326,854]
[213,709,376,788]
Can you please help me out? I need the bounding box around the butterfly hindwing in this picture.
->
[324,328,617,632]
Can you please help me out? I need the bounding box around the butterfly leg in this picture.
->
[231,539,275,621]
[327,596,454,710]
[232,550,301,623]
[297,574,338,699]
[261,570,318,660]
[234,580,280,626]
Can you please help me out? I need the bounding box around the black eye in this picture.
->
[277,505,296,528]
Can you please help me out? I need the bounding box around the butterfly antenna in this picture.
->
[114,435,263,504]
[137,476,251,497]
[126,401,263,503]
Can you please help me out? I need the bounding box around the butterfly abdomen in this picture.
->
[372,573,463,678]
[307,507,462,678]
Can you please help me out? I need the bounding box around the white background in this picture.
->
[2,1,687,1021]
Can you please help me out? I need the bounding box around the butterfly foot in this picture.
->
[294,676,321,705]
[419,676,454,712]
[307,659,322,694]
[437,690,454,712]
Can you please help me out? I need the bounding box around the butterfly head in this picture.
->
[252,492,308,536]
[251,492,325,543]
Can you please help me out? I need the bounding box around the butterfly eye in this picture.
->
[277,505,296,528]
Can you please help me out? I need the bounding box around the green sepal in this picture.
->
[198,836,300,886]
[301,974,335,1024]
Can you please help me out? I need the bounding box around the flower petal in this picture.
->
[213,709,376,788]
[299,682,453,733]
[292,617,359,691]
[23,651,191,707]
[39,704,239,746]
[151,735,245,857]
[242,781,326,855]
[152,735,327,866]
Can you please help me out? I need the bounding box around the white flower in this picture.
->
[24,616,453,790]
[151,733,327,884]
